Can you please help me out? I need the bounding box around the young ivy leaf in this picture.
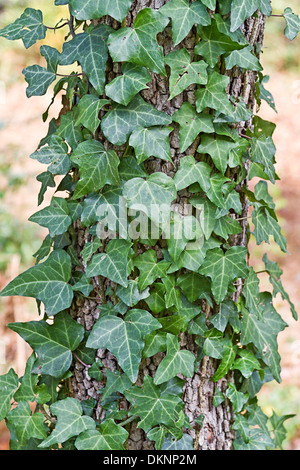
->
[8,311,84,378]
[30,135,70,175]
[199,246,248,304]
[71,140,120,199]
[101,94,172,146]
[172,103,214,153]
[125,375,182,432]
[37,171,56,206]
[105,64,151,107]
[74,95,110,134]
[250,136,277,184]
[160,0,211,46]
[174,155,212,192]
[60,24,112,94]
[230,0,272,33]
[0,250,74,316]
[225,45,263,71]
[70,0,133,22]
[154,334,195,385]
[29,197,72,238]
[40,45,61,74]
[232,349,262,379]
[283,7,300,41]
[195,71,234,116]
[129,126,173,164]
[252,206,287,253]
[133,250,170,291]
[86,309,161,383]
[22,65,56,98]
[75,420,129,451]
[86,239,132,288]
[14,353,51,405]
[108,8,169,76]
[0,8,47,49]
[39,397,96,448]
[165,49,208,100]
[197,134,239,174]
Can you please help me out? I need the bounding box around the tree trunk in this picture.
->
[68,1,266,451]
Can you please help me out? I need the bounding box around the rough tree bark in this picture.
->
[68,1,266,451]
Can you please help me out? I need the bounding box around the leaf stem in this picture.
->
[119,415,138,427]
[73,353,91,369]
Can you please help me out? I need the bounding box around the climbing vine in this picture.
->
[0,0,299,451]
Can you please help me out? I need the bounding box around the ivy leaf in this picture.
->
[212,341,237,381]
[125,376,182,432]
[81,186,123,228]
[8,311,84,378]
[108,9,169,76]
[56,110,83,150]
[0,250,73,316]
[240,298,287,382]
[270,412,295,449]
[154,334,195,385]
[197,135,239,174]
[244,267,264,319]
[105,64,151,106]
[116,280,150,307]
[87,309,161,382]
[22,65,56,98]
[60,25,112,94]
[133,250,170,291]
[102,370,132,401]
[263,254,297,320]
[199,247,248,304]
[195,71,234,116]
[256,74,277,113]
[74,95,109,134]
[40,45,60,73]
[30,135,70,175]
[71,140,120,199]
[29,197,71,237]
[251,136,277,183]
[283,8,300,41]
[172,103,214,153]
[0,8,47,49]
[160,0,211,46]
[206,173,231,209]
[210,300,239,333]
[252,206,287,253]
[101,95,172,146]
[232,350,262,379]
[70,0,132,22]
[166,212,203,261]
[39,398,96,448]
[225,45,263,71]
[37,171,56,206]
[177,272,211,303]
[86,239,132,288]
[230,0,272,33]
[7,402,47,446]
[165,49,208,100]
[129,126,173,164]
[195,19,246,67]
[0,369,19,421]
[147,426,167,450]
[162,433,194,450]
[14,354,51,404]
[123,172,176,227]
[226,383,249,412]
[174,155,212,192]
[75,420,128,450]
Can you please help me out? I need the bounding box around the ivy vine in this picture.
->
[0,0,299,451]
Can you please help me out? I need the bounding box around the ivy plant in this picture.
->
[0,0,299,451]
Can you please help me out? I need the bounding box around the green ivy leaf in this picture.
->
[225,45,263,71]
[75,420,128,450]
[116,280,150,307]
[283,7,300,41]
[102,370,132,401]
[101,94,172,146]
[71,140,120,199]
[70,0,132,22]
[162,433,194,450]
[133,250,170,291]
[129,126,173,164]
[174,155,212,192]
[14,354,51,404]
[22,65,56,98]
[0,369,19,421]
[250,136,276,183]
[40,45,60,73]
[86,239,132,288]
[39,398,96,448]
[7,402,47,446]
[232,349,262,379]
[37,172,56,206]
[154,334,195,385]
[199,247,248,304]
[125,375,182,432]
[165,49,208,100]
[8,312,84,378]
[212,341,237,381]
[160,0,211,46]
[108,9,169,76]
[172,103,214,153]
[230,0,272,33]
[0,8,47,49]
[29,197,71,237]
[30,135,71,175]
[74,95,109,134]
[60,25,112,94]
[87,309,161,382]
[270,411,295,449]
[0,250,73,316]
[197,135,239,174]
[195,71,234,116]
[252,206,287,252]
[226,383,249,412]
[105,64,151,106]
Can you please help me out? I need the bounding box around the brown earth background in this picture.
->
[0,0,299,450]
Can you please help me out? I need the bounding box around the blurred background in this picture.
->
[0,0,299,450]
